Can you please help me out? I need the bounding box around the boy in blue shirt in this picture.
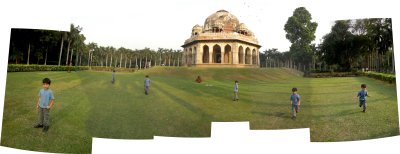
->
[233,80,239,101]
[357,84,368,112]
[144,75,151,95]
[34,78,55,132]
[290,87,301,119]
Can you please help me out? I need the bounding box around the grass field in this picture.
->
[1,67,399,153]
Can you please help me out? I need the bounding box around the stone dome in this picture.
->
[192,24,202,30]
[203,10,240,33]
[192,24,203,36]
[237,23,248,32]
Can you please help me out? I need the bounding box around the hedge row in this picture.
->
[304,72,359,78]
[305,71,396,84]
[7,65,138,72]
[360,72,396,83]
[7,65,89,72]
[89,66,136,72]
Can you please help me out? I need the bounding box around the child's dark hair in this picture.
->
[146,75,149,78]
[292,87,297,92]
[361,84,367,88]
[42,78,51,85]
[235,80,238,83]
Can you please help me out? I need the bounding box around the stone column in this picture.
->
[249,48,253,65]
[182,48,186,66]
[209,44,213,63]
[257,49,260,66]
[243,48,246,64]
[196,44,203,64]
[232,43,238,64]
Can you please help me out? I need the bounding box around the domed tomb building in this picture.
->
[182,10,261,67]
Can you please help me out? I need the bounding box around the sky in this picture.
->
[67,0,395,52]
[0,0,396,52]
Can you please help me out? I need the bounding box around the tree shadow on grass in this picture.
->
[312,109,361,118]
[157,85,214,120]
[251,111,289,119]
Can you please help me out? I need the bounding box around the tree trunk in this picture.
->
[58,37,64,66]
[139,56,142,69]
[177,54,180,67]
[110,54,113,67]
[168,54,171,66]
[79,52,82,66]
[27,43,31,65]
[145,55,148,69]
[135,57,138,68]
[106,54,108,67]
[160,53,162,66]
[70,49,74,66]
[75,49,79,67]
[44,49,48,65]
[66,40,71,65]
[392,51,395,73]
[119,53,122,68]
[87,51,91,66]
[90,51,94,67]
[124,55,127,68]
[129,58,132,68]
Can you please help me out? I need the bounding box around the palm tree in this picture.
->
[87,42,97,67]
[58,31,67,66]
[74,34,86,66]
[66,24,82,66]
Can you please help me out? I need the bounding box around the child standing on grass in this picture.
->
[233,80,239,101]
[111,69,116,84]
[290,87,301,119]
[144,75,151,95]
[34,78,55,132]
[357,84,368,112]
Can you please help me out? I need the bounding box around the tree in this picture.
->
[58,31,67,66]
[66,24,82,66]
[74,34,86,66]
[87,42,97,67]
[34,51,43,64]
[284,7,318,70]
[319,18,393,72]
[9,42,24,64]
[37,30,58,65]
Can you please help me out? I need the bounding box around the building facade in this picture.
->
[182,10,261,67]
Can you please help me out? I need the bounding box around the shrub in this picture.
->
[89,66,136,72]
[7,65,138,72]
[7,64,89,72]
[304,72,358,78]
[360,72,396,84]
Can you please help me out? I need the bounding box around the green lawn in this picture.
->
[1,67,399,153]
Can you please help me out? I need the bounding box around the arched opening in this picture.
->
[224,45,232,64]
[213,45,221,63]
[252,49,257,65]
[203,45,209,63]
[238,46,244,64]
[245,47,250,64]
